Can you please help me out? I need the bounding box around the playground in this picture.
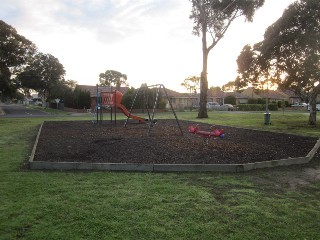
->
[2,112,320,239]
[32,119,318,166]
[29,85,320,170]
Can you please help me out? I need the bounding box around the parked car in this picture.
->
[291,102,308,107]
[206,102,220,109]
[222,104,237,111]
[307,104,320,111]
[33,99,43,106]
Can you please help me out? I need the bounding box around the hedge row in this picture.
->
[237,104,278,111]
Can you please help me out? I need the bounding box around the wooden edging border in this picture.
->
[29,123,320,173]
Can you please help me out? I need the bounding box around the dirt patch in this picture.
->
[276,165,320,190]
[33,120,318,165]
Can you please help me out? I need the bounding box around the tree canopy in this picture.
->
[0,20,36,99]
[99,70,128,90]
[0,20,91,109]
[236,0,320,125]
[181,76,200,94]
[17,52,66,101]
[222,80,237,92]
[189,0,264,118]
[235,44,277,91]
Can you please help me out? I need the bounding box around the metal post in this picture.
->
[124,87,141,127]
[264,82,271,125]
[161,85,183,135]
[143,87,151,121]
[96,85,99,124]
[148,86,161,136]
[114,91,117,125]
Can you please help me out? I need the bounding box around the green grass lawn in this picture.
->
[0,111,320,239]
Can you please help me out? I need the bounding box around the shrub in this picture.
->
[248,98,258,104]
[237,104,278,111]
[158,99,167,109]
[224,95,236,105]
[248,98,268,104]
[121,87,135,109]
[267,103,278,111]
[238,104,264,111]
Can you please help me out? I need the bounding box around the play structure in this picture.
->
[101,90,145,122]
[94,84,183,136]
[188,124,225,139]
[94,86,146,124]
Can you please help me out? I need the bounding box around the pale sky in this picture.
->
[1,0,296,92]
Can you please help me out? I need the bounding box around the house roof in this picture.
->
[282,89,300,98]
[241,87,261,98]
[225,91,248,99]
[259,89,288,99]
[161,88,183,97]
[208,89,225,98]
[242,87,290,100]
[77,85,129,97]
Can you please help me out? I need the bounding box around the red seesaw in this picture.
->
[188,124,225,139]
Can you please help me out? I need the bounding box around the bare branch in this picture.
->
[207,10,239,53]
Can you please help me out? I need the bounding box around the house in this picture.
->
[282,90,304,105]
[242,87,290,102]
[206,87,250,105]
[225,92,249,105]
[207,88,225,104]
[259,89,289,102]
[163,88,199,110]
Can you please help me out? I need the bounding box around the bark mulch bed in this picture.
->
[32,119,318,165]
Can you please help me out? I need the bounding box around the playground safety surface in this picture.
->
[32,120,318,165]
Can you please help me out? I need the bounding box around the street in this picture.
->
[0,103,49,118]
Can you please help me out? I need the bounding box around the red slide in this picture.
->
[112,91,145,123]
[116,103,145,122]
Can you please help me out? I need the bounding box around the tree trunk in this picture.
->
[41,91,48,108]
[309,108,317,126]
[308,89,318,125]
[197,71,208,118]
[115,81,121,91]
[197,22,208,119]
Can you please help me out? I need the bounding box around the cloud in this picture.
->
[0,0,297,92]
[0,0,203,90]
[24,0,183,44]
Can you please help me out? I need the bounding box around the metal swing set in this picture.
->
[124,84,183,136]
[92,84,183,136]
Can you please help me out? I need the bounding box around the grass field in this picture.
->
[0,111,320,239]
